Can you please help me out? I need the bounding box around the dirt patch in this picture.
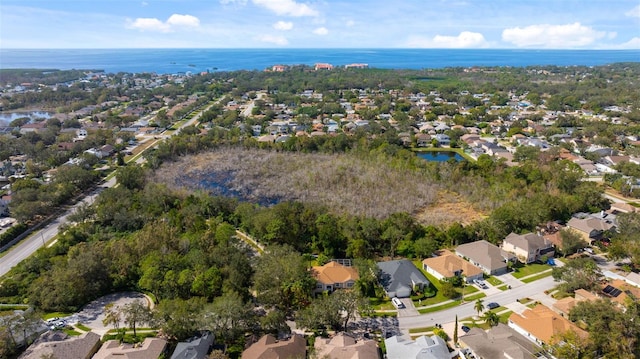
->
[414,191,486,226]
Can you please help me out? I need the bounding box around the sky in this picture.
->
[1,0,639,49]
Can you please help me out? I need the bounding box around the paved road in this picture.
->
[0,176,116,278]
[0,99,218,278]
[398,275,557,330]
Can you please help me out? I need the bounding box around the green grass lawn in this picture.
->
[418,300,462,314]
[521,271,553,283]
[408,326,437,334]
[496,285,509,291]
[511,262,552,279]
[412,260,463,306]
[369,297,394,310]
[75,323,91,332]
[463,292,486,301]
[63,328,82,336]
[485,276,503,286]
[43,312,72,320]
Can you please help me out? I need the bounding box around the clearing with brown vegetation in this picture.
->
[153,148,481,225]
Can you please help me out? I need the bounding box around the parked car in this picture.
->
[391,297,405,309]
[487,302,499,310]
[461,325,471,333]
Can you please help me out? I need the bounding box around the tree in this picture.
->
[552,257,602,294]
[560,229,586,256]
[482,311,499,327]
[474,298,485,316]
[102,303,122,339]
[122,300,152,338]
[201,291,255,351]
[116,165,147,190]
[440,281,458,300]
[253,245,316,314]
[153,298,206,341]
[549,328,593,359]
[453,315,458,344]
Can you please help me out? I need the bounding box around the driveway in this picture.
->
[68,292,153,336]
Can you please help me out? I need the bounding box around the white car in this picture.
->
[391,297,405,309]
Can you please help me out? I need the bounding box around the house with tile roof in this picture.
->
[384,334,449,359]
[552,289,599,317]
[508,304,588,346]
[312,261,359,293]
[458,323,544,359]
[566,217,615,243]
[422,250,483,284]
[502,232,555,264]
[376,259,430,298]
[93,337,167,359]
[314,332,380,359]
[19,331,101,359]
[456,240,516,276]
[242,334,306,359]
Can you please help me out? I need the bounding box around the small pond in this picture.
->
[416,151,465,162]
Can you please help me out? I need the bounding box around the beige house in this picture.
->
[456,240,516,276]
[242,334,306,359]
[422,250,483,283]
[312,261,359,293]
[19,331,101,359]
[314,333,380,359]
[93,337,167,359]
[502,232,554,264]
[566,217,615,243]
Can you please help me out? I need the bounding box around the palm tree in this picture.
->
[474,298,485,316]
[483,311,500,327]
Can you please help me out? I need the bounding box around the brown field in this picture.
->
[153,148,481,224]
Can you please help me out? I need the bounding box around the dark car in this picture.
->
[461,325,471,333]
[487,302,499,310]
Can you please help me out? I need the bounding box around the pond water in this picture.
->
[0,111,52,125]
[416,151,465,162]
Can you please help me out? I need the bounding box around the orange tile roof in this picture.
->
[312,261,359,285]
[509,304,588,344]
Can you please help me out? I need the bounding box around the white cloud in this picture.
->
[141,1,148,6]
[257,34,289,45]
[167,14,200,27]
[220,0,248,4]
[502,22,606,48]
[406,31,488,48]
[345,20,355,27]
[618,37,640,49]
[313,27,328,35]
[273,21,294,30]
[252,0,318,17]
[625,5,640,18]
[127,14,200,32]
[128,18,171,32]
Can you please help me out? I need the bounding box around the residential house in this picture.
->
[312,261,359,293]
[566,216,615,243]
[242,334,306,359]
[384,335,449,359]
[552,289,599,317]
[458,323,544,359]
[314,333,380,359]
[93,337,167,359]
[508,304,588,346]
[19,331,101,359]
[434,133,450,146]
[601,279,640,307]
[377,259,430,298]
[19,121,47,134]
[422,250,483,283]
[456,240,516,276]
[501,232,554,264]
[170,332,214,359]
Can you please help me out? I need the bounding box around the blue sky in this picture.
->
[1,0,639,49]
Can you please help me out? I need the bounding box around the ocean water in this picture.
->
[1,49,639,74]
